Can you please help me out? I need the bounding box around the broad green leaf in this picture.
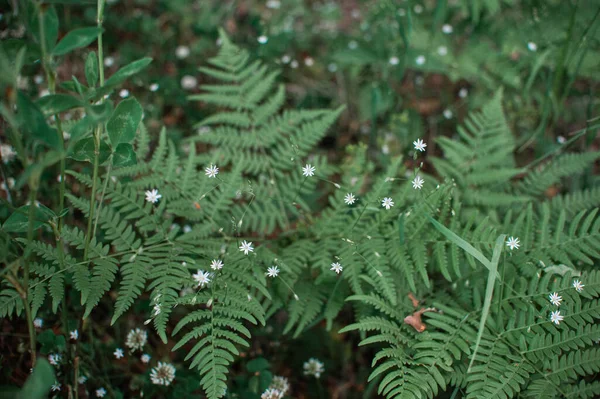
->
[2,204,56,233]
[104,57,153,87]
[16,92,60,150]
[106,97,143,145]
[68,116,94,143]
[30,6,58,53]
[85,51,99,87]
[468,234,505,372]
[112,143,137,167]
[85,101,113,122]
[36,94,82,115]
[53,27,103,56]
[17,358,54,399]
[246,357,270,373]
[70,137,110,164]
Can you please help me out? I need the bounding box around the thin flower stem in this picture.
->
[84,0,106,259]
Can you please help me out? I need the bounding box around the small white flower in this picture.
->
[302,164,315,177]
[548,292,562,306]
[443,109,453,119]
[78,375,87,384]
[382,197,394,210]
[205,164,219,178]
[150,362,176,386]
[557,136,566,144]
[303,358,325,378]
[181,75,197,90]
[437,46,448,56]
[141,354,151,363]
[104,56,115,67]
[125,328,147,351]
[290,60,299,69]
[416,55,426,65]
[389,56,399,66]
[344,193,356,205]
[527,42,538,52]
[572,280,584,292]
[442,24,453,34]
[145,189,162,203]
[119,89,129,98]
[153,303,161,316]
[239,240,254,255]
[281,55,291,64]
[209,259,224,270]
[414,4,423,14]
[348,40,358,50]
[95,387,107,397]
[267,266,280,278]
[412,176,424,190]
[266,0,281,9]
[258,35,268,44]
[330,262,343,274]
[149,83,159,92]
[269,376,290,394]
[413,138,427,152]
[48,353,61,366]
[550,310,564,325]
[1,144,16,163]
[506,236,520,250]
[459,88,468,98]
[33,318,43,328]
[304,57,314,67]
[114,348,124,359]
[192,270,211,288]
[261,388,283,399]
[34,75,44,84]
[175,45,190,59]
[70,330,79,340]
[51,382,61,392]
[183,224,192,233]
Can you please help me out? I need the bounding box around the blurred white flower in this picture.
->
[176,45,190,59]
[114,348,124,359]
[258,35,268,44]
[125,328,147,351]
[303,358,325,378]
[267,266,280,278]
[150,362,176,386]
[181,75,197,90]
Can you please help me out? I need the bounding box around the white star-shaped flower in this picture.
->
[145,189,161,203]
[330,262,343,274]
[344,193,356,205]
[527,42,537,52]
[51,382,61,392]
[258,35,268,44]
[389,56,399,65]
[302,164,315,177]
[412,176,424,190]
[78,376,87,384]
[205,164,219,178]
[114,348,124,359]
[506,236,520,250]
[572,280,584,293]
[416,55,426,65]
[550,310,564,325]
[141,354,151,363]
[239,240,254,255]
[442,24,453,34]
[413,138,427,152]
[267,266,280,278]
[33,318,43,328]
[382,197,394,210]
[548,292,562,306]
[192,270,211,288]
[70,330,79,340]
[96,387,107,398]
[210,259,223,270]
[48,353,61,366]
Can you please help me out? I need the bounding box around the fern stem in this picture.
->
[24,185,39,367]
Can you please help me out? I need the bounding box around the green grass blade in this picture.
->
[426,214,492,271]
[468,234,505,372]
